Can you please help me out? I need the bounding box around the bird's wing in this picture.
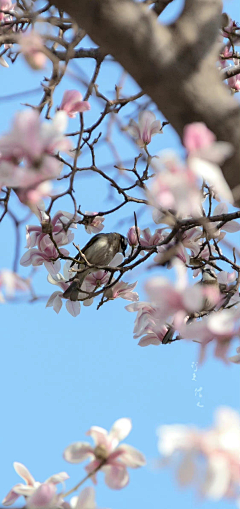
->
[70,234,105,267]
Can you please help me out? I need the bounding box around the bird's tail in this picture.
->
[62,271,87,301]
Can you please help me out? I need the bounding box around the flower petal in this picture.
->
[117,444,146,467]
[189,157,233,203]
[63,442,93,463]
[2,488,21,506]
[86,426,108,447]
[103,464,129,490]
[66,300,81,317]
[26,483,56,508]
[221,220,240,233]
[14,463,35,485]
[73,487,95,509]
[45,472,69,485]
[109,418,132,443]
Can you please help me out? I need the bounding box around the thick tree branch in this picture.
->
[50,0,240,203]
[151,0,174,17]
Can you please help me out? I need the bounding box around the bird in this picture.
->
[62,232,128,301]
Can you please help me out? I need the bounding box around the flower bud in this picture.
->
[127,226,141,246]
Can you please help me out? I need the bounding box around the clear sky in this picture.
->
[0,1,239,509]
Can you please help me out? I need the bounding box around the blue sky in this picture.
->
[0,1,239,509]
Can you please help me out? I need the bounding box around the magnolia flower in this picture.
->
[139,227,166,253]
[148,152,203,218]
[2,462,69,507]
[137,325,170,347]
[178,305,240,363]
[183,122,233,203]
[19,32,47,70]
[0,110,71,190]
[25,211,75,249]
[46,261,84,317]
[84,212,105,234]
[63,418,146,489]
[0,269,29,302]
[229,346,240,364]
[59,90,91,118]
[125,301,169,347]
[145,260,220,325]
[15,181,52,214]
[126,111,162,147]
[104,280,139,302]
[127,226,141,246]
[157,406,240,501]
[20,237,69,276]
[212,202,240,233]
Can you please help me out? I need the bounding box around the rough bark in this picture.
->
[51,0,240,204]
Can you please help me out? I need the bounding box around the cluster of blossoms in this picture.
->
[157,406,240,503]
[0,89,90,213]
[2,419,145,508]
[127,259,240,362]
[46,255,139,318]
[18,209,139,317]
[0,109,71,212]
[146,122,233,218]
[124,122,240,362]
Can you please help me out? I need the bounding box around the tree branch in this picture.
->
[47,0,240,204]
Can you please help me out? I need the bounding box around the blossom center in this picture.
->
[94,444,109,460]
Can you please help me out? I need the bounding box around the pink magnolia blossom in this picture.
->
[15,181,52,214]
[145,261,220,325]
[148,152,203,217]
[63,418,146,489]
[183,123,233,203]
[139,227,166,252]
[0,110,71,190]
[125,301,160,338]
[85,270,110,290]
[125,301,170,346]
[183,123,216,153]
[229,346,240,364]
[19,32,47,70]
[27,483,65,509]
[104,280,139,302]
[59,90,91,118]
[178,305,240,363]
[2,462,69,507]
[46,261,83,316]
[20,240,69,276]
[84,212,105,234]
[157,406,240,501]
[127,226,141,246]
[126,111,162,147]
[210,202,240,237]
[137,325,170,347]
[25,211,75,249]
[0,269,29,302]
